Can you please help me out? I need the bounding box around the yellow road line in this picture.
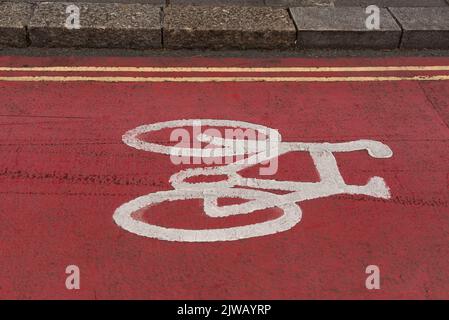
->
[1,65,449,73]
[1,75,449,82]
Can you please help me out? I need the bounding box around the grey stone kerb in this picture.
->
[1,1,449,50]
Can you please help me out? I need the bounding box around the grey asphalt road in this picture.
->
[1,47,449,58]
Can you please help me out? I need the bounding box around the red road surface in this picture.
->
[0,56,448,299]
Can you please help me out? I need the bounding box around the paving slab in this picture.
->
[335,0,448,6]
[170,0,265,6]
[0,2,33,48]
[265,0,333,7]
[290,6,401,49]
[29,2,162,49]
[0,0,164,2]
[163,5,296,49]
[389,7,449,49]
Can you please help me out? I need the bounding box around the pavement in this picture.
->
[0,53,448,299]
[1,1,449,50]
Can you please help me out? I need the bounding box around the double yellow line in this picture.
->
[1,65,449,82]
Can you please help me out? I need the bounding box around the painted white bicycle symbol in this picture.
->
[113,119,393,242]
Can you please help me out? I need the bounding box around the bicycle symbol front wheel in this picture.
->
[113,188,302,242]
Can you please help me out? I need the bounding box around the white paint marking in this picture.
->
[114,119,393,242]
